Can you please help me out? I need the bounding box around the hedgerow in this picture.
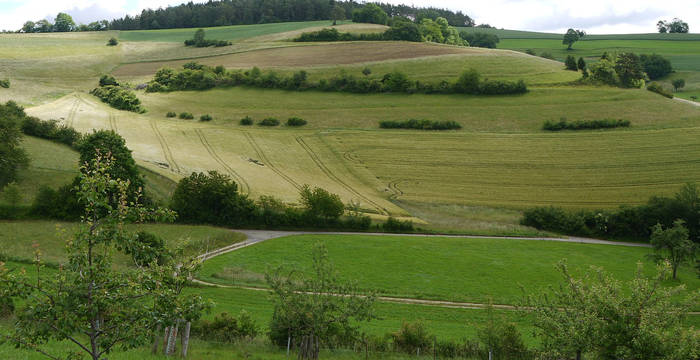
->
[294,28,384,42]
[178,112,194,119]
[379,119,461,130]
[259,118,280,126]
[286,117,307,126]
[90,85,145,113]
[543,118,630,131]
[647,82,674,98]
[145,63,527,96]
[199,114,213,121]
[20,117,82,147]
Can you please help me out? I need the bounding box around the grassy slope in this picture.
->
[197,234,699,305]
[0,220,244,267]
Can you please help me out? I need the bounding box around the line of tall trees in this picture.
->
[107,1,474,30]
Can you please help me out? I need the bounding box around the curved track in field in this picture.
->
[195,128,250,195]
[149,119,180,174]
[243,131,302,190]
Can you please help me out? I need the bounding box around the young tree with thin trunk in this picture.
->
[331,5,346,26]
[0,153,208,360]
[650,220,696,279]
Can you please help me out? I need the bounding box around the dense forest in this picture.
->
[107,0,474,30]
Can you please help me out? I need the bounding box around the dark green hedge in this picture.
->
[543,118,630,131]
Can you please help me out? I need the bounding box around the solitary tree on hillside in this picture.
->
[331,5,346,26]
[672,78,686,92]
[650,220,696,279]
[562,28,585,50]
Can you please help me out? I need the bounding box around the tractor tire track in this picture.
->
[296,136,389,216]
[65,98,80,128]
[108,112,118,132]
[195,129,250,195]
[149,119,180,174]
[243,132,302,190]
[387,180,404,201]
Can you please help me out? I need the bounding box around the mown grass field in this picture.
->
[197,234,700,305]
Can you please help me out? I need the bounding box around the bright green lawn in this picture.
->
[197,234,700,305]
[0,221,244,267]
[118,21,346,42]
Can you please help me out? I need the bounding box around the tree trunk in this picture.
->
[673,263,678,279]
[152,325,161,355]
[576,349,582,360]
[162,326,170,354]
[180,321,191,358]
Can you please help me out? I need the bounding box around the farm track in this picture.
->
[108,112,117,132]
[387,180,404,201]
[192,230,679,313]
[65,97,80,128]
[195,128,250,195]
[242,131,302,190]
[296,136,390,216]
[149,119,181,174]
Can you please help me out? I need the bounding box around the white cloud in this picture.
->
[0,0,698,34]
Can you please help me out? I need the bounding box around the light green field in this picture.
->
[197,234,700,305]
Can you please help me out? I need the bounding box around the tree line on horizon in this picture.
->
[15,0,475,33]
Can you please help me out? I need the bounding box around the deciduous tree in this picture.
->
[650,220,696,279]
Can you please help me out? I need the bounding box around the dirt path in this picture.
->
[191,230,667,313]
[674,97,700,107]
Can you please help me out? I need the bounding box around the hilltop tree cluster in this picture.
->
[21,12,108,33]
[657,18,689,33]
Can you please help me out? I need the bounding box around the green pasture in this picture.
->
[198,234,700,305]
[458,27,700,41]
[0,221,244,267]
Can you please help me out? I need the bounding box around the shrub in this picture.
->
[459,31,499,48]
[0,79,10,88]
[295,28,341,42]
[672,78,686,92]
[392,321,431,354]
[165,112,176,118]
[199,114,213,121]
[589,58,618,85]
[286,117,307,126]
[21,117,82,147]
[98,75,119,87]
[121,231,171,266]
[379,119,461,130]
[383,217,414,232]
[239,116,253,125]
[454,69,481,94]
[299,185,344,221]
[0,296,14,318]
[640,54,672,80]
[185,29,232,47]
[647,82,674,98]
[565,55,578,71]
[525,49,536,56]
[178,112,194,119]
[107,37,118,46]
[543,118,630,131]
[90,85,145,113]
[192,311,258,342]
[258,117,279,126]
[540,52,554,60]
[480,79,527,95]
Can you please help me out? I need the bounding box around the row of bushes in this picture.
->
[20,116,82,147]
[145,63,527,96]
[238,116,306,127]
[379,119,461,130]
[90,85,145,113]
[647,82,674,98]
[521,183,700,242]
[294,28,384,42]
[184,29,231,47]
[542,118,630,131]
[166,111,212,121]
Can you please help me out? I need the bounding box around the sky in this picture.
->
[0,0,698,34]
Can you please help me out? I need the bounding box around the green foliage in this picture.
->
[614,52,645,88]
[459,31,499,48]
[299,185,344,221]
[522,183,700,242]
[179,112,194,119]
[640,54,672,80]
[384,20,422,42]
[192,311,258,342]
[21,117,82,147]
[171,171,255,227]
[647,82,674,98]
[1,182,21,207]
[331,4,346,25]
[99,74,119,87]
[165,111,176,118]
[527,261,699,360]
[577,57,586,71]
[657,18,689,33]
[391,321,432,354]
[379,119,461,130]
[454,69,481,94]
[589,58,618,85]
[382,217,414,232]
[351,3,388,25]
[478,307,531,360]
[266,243,376,359]
[199,114,213,121]
[0,79,9,88]
[0,155,209,360]
[294,28,384,42]
[565,55,578,71]
[107,37,118,46]
[0,101,29,189]
[650,221,697,279]
[120,231,172,267]
[562,28,584,50]
[672,78,686,92]
[239,116,253,125]
[543,118,630,131]
[90,85,145,113]
[259,117,280,126]
[539,52,554,60]
[53,12,75,32]
[286,117,307,127]
[184,28,232,47]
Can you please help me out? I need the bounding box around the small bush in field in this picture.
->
[286,117,307,126]
[179,112,194,119]
[165,112,176,118]
[259,118,279,126]
[200,114,213,121]
[240,116,253,125]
